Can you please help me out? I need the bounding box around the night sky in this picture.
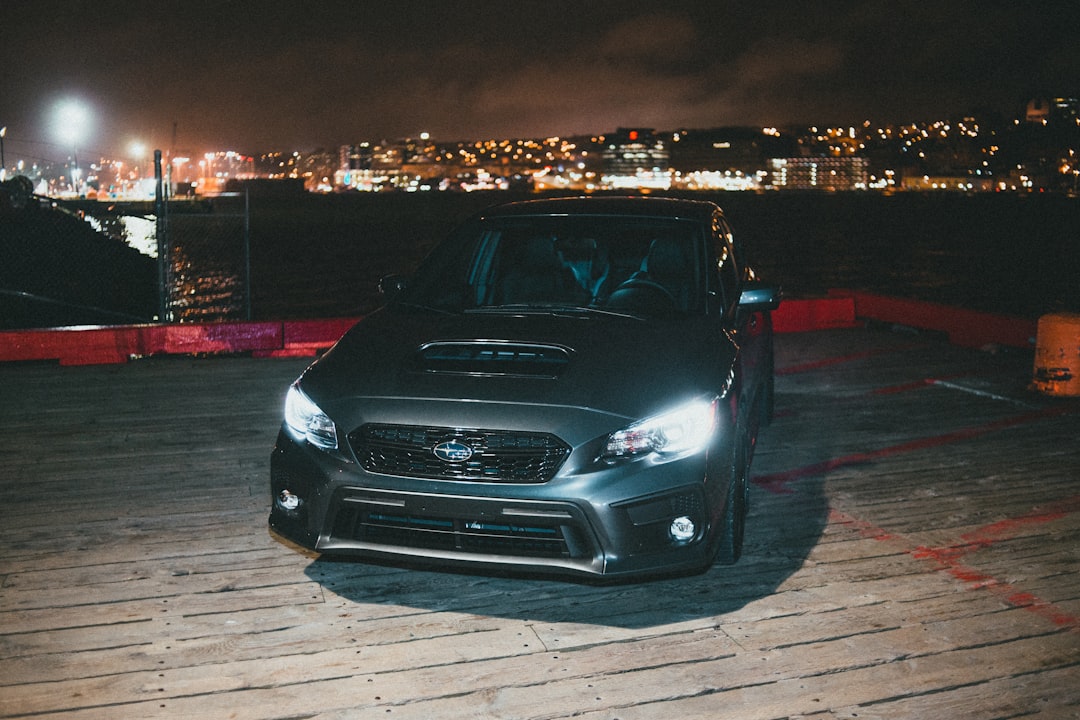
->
[1,1,1076,164]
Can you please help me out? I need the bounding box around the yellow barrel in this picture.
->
[1032,313,1080,397]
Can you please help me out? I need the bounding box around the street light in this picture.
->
[51,98,92,194]
[1,126,6,180]
[127,140,148,197]
[128,140,146,171]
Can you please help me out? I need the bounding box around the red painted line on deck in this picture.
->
[871,374,970,395]
[829,506,1080,632]
[919,555,1080,630]
[956,496,1080,549]
[752,405,1071,495]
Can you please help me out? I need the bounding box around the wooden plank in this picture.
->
[16,623,1068,720]
[1,328,1078,719]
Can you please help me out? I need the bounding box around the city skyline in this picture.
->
[2,1,1077,167]
[12,106,1078,199]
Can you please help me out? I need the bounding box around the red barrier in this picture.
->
[771,295,857,333]
[254,318,363,358]
[0,319,357,366]
[832,290,1037,349]
[0,294,1039,366]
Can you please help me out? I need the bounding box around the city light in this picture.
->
[51,98,92,148]
[3,94,1076,198]
[50,97,94,195]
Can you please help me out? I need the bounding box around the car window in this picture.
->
[403,216,707,316]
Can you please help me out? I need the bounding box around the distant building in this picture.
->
[1026,97,1080,124]
[336,140,414,191]
[669,127,793,175]
[769,156,869,191]
[195,151,255,194]
[601,128,668,172]
[341,143,373,171]
[900,174,995,192]
[1026,99,1051,123]
[600,128,670,189]
[1051,97,1080,122]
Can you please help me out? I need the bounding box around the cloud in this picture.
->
[731,37,845,84]
[673,36,850,125]
[597,14,700,65]
[405,12,722,138]
[4,1,1076,155]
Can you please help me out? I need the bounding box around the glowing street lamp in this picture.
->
[51,98,92,193]
[53,98,91,146]
[128,140,147,179]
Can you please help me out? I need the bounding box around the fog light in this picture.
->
[669,515,696,543]
[277,490,301,512]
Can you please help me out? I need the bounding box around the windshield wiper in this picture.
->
[395,301,459,315]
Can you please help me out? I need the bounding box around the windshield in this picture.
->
[400,215,706,316]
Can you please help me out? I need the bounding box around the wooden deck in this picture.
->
[1,326,1078,719]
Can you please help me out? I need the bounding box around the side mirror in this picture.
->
[378,274,408,303]
[738,283,781,312]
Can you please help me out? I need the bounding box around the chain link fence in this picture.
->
[162,196,250,323]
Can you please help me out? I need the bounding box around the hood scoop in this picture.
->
[415,341,571,378]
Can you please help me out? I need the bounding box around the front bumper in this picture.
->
[269,428,727,579]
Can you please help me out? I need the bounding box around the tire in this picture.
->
[715,435,750,565]
[759,345,775,427]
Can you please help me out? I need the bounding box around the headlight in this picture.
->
[284,383,338,450]
[603,396,719,459]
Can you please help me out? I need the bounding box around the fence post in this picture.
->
[244,187,252,320]
[154,150,168,322]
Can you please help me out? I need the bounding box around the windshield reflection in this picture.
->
[401,216,706,317]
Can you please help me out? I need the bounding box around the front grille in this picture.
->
[348,424,570,483]
[331,504,581,558]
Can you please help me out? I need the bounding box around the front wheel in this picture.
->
[715,453,749,565]
[758,339,775,427]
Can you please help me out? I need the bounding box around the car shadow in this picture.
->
[299,472,827,630]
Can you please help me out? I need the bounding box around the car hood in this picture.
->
[300,306,736,429]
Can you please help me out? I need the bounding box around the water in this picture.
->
[85,214,159,257]
[165,210,248,321]
[79,205,248,322]
[66,191,1077,324]
[719,192,1080,318]
[11,191,1074,329]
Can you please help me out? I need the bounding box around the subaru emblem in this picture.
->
[433,440,473,463]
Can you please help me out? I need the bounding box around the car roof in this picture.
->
[474,195,722,222]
